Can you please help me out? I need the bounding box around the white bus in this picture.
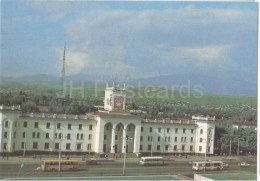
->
[139,157,164,166]
[192,161,224,171]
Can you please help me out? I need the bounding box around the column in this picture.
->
[122,125,127,153]
[133,124,141,153]
[94,117,105,153]
[110,124,116,153]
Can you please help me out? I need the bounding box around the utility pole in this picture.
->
[229,139,232,156]
[237,138,240,156]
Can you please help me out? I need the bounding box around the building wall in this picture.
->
[0,111,215,155]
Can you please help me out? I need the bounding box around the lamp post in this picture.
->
[58,136,65,176]
[123,137,132,175]
[204,127,213,172]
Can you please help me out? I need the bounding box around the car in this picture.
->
[238,162,250,167]
[188,161,193,165]
[223,163,229,169]
[86,158,98,165]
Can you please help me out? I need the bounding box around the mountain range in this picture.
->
[1,73,256,96]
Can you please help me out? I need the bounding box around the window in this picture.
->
[89,124,93,130]
[44,143,49,149]
[158,136,160,142]
[174,145,177,151]
[167,128,170,133]
[15,122,17,127]
[68,124,72,129]
[149,127,152,132]
[115,135,118,140]
[57,123,61,129]
[199,146,202,151]
[46,122,50,129]
[55,143,59,149]
[140,136,143,142]
[76,134,79,139]
[88,134,92,140]
[175,128,178,133]
[117,126,120,131]
[184,137,187,142]
[147,136,150,142]
[140,145,143,151]
[106,124,110,130]
[67,133,71,140]
[22,132,26,138]
[181,137,183,142]
[148,145,152,151]
[13,143,15,150]
[37,132,40,138]
[165,145,169,151]
[23,122,27,128]
[79,124,82,130]
[141,127,144,132]
[175,137,177,142]
[21,142,26,149]
[183,128,186,133]
[168,137,170,142]
[104,135,107,140]
[4,132,8,138]
[32,132,36,138]
[81,133,84,139]
[58,133,62,139]
[182,145,185,151]
[3,143,7,150]
[190,137,193,142]
[14,132,16,138]
[87,144,91,150]
[66,143,70,150]
[208,146,210,152]
[200,138,203,142]
[33,142,38,149]
[34,122,38,128]
[128,126,131,131]
[5,121,8,128]
[191,129,194,134]
[77,143,82,150]
[190,145,193,151]
[200,129,203,134]
[55,133,57,139]
[158,127,161,133]
[157,145,160,151]
[46,133,49,139]
[165,136,167,141]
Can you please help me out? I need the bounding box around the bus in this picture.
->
[192,161,224,171]
[139,157,164,166]
[40,160,78,171]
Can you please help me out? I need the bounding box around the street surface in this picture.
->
[0,155,257,180]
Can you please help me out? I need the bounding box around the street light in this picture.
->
[204,127,213,172]
[58,136,65,176]
[123,137,132,175]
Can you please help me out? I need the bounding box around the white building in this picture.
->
[0,85,215,156]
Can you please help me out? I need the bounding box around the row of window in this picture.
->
[140,136,194,143]
[22,121,93,130]
[18,132,92,140]
[141,127,195,134]
[19,142,91,150]
[139,144,194,151]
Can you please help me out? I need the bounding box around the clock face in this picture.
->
[114,96,124,109]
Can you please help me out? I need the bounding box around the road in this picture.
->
[0,159,256,179]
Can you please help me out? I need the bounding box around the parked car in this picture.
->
[223,163,229,169]
[238,162,250,167]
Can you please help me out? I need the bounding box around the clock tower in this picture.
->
[104,83,126,111]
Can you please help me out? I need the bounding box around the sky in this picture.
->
[1,0,258,83]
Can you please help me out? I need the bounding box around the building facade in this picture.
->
[0,85,215,155]
[0,110,215,156]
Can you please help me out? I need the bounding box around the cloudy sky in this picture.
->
[1,1,258,82]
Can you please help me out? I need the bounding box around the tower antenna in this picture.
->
[61,45,66,88]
